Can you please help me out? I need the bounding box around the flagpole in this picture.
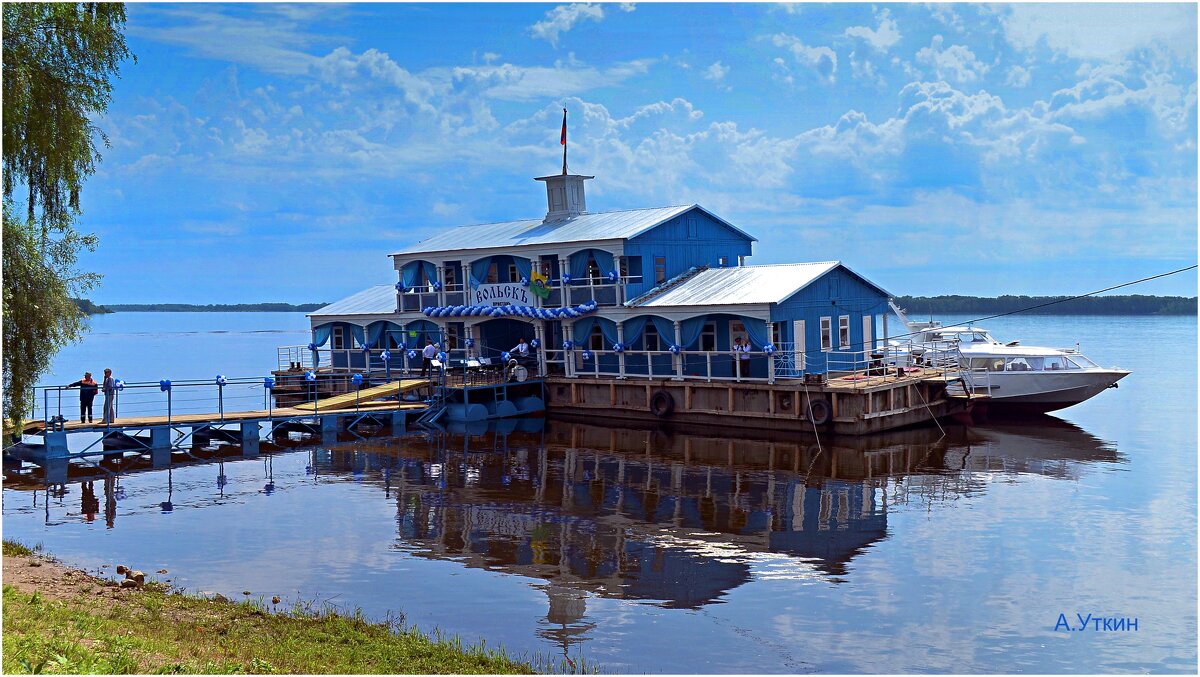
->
[561,108,568,175]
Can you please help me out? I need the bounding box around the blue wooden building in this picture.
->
[305,170,892,381]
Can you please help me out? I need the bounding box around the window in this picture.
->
[444,265,459,290]
[445,324,461,351]
[700,321,717,352]
[486,263,498,284]
[508,264,519,283]
[771,323,782,346]
[737,255,746,267]
[839,316,851,349]
[718,256,728,267]
[820,317,832,351]
[589,326,604,351]
[332,326,345,350]
[619,256,643,283]
[1043,356,1067,371]
[644,324,661,352]
[586,255,600,283]
[655,257,666,284]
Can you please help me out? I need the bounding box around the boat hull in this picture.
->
[967,369,1129,413]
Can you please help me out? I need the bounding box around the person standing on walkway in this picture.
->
[732,337,751,379]
[66,372,99,423]
[101,368,116,424]
[421,338,439,379]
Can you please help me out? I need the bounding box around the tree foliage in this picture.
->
[2,3,131,432]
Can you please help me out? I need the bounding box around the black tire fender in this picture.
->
[806,397,832,426]
[649,390,675,418]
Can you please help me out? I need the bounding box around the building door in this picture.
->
[862,315,873,352]
[793,320,806,371]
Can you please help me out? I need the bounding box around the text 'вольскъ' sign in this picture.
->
[473,283,533,307]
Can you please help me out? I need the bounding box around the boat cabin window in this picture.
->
[1067,355,1097,369]
[969,357,1005,371]
[1043,356,1068,370]
[1005,357,1038,371]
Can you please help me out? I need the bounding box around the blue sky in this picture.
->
[69,2,1197,303]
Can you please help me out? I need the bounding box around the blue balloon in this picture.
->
[263,377,275,389]
[380,350,391,361]
[466,337,475,348]
[394,281,404,292]
[437,351,447,362]
[669,344,681,354]
[612,342,625,353]
[362,344,371,353]
[114,379,125,391]
[304,371,316,382]
[159,379,171,391]
[530,338,540,348]
[561,273,572,285]
[520,276,530,287]
[581,350,592,361]
[398,341,407,350]
[606,270,618,283]
[501,351,511,362]
[763,343,777,355]
[352,373,363,386]
[407,349,418,360]
[307,342,317,351]
[215,375,227,386]
[562,340,574,351]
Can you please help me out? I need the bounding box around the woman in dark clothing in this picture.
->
[67,372,99,423]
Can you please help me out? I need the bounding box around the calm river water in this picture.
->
[3,312,1195,673]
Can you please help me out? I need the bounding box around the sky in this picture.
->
[62,2,1198,303]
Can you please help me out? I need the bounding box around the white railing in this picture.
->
[569,349,779,383]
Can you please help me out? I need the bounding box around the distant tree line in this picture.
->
[70,298,112,314]
[102,302,328,312]
[894,294,1197,316]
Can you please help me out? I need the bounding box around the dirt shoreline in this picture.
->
[3,549,134,603]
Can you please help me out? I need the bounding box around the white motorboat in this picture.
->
[887,303,1130,413]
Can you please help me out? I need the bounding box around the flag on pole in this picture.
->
[530,270,550,299]
[560,108,567,146]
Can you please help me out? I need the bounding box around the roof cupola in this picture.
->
[535,173,593,223]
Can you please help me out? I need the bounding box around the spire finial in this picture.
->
[560,108,568,175]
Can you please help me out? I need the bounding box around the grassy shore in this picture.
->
[2,541,536,674]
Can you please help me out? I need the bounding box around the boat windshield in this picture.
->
[936,330,995,344]
[1066,355,1100,369]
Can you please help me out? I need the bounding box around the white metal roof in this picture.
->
[309,285,396,317]
[391,204,755,257]
[631,261,889,308]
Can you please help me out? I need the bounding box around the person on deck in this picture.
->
[66,372,99,423]
[511,337,534,373]
[421,338,439,379]
[732,337,751,379]
[101,368,116,424]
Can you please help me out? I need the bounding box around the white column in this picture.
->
[673,320,683,380]
[767,321,777,384]
[462,264,471,299]
[559,257,570,308]
[534,322,546,378]
[617,321,626,378]
[465,322,476,358]
[436,265,445,306]
[565,321,575,377]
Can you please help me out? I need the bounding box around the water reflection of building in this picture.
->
[319,418,1121,602]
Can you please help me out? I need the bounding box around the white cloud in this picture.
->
[927,4,964,33]
[915,35,989,84]
[1006,65,1031,88]
[844,8,902,53]
[704,61,730,88]
[772,34,837,83]
[529,3,606,47]
[618,3,636,12]
[452,57,656,101]
[849,50,885,88]
[1001,3,1196,62]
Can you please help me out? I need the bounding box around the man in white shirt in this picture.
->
[511,337,531,368]
[732,337,751,379]
[421,338,440,379]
